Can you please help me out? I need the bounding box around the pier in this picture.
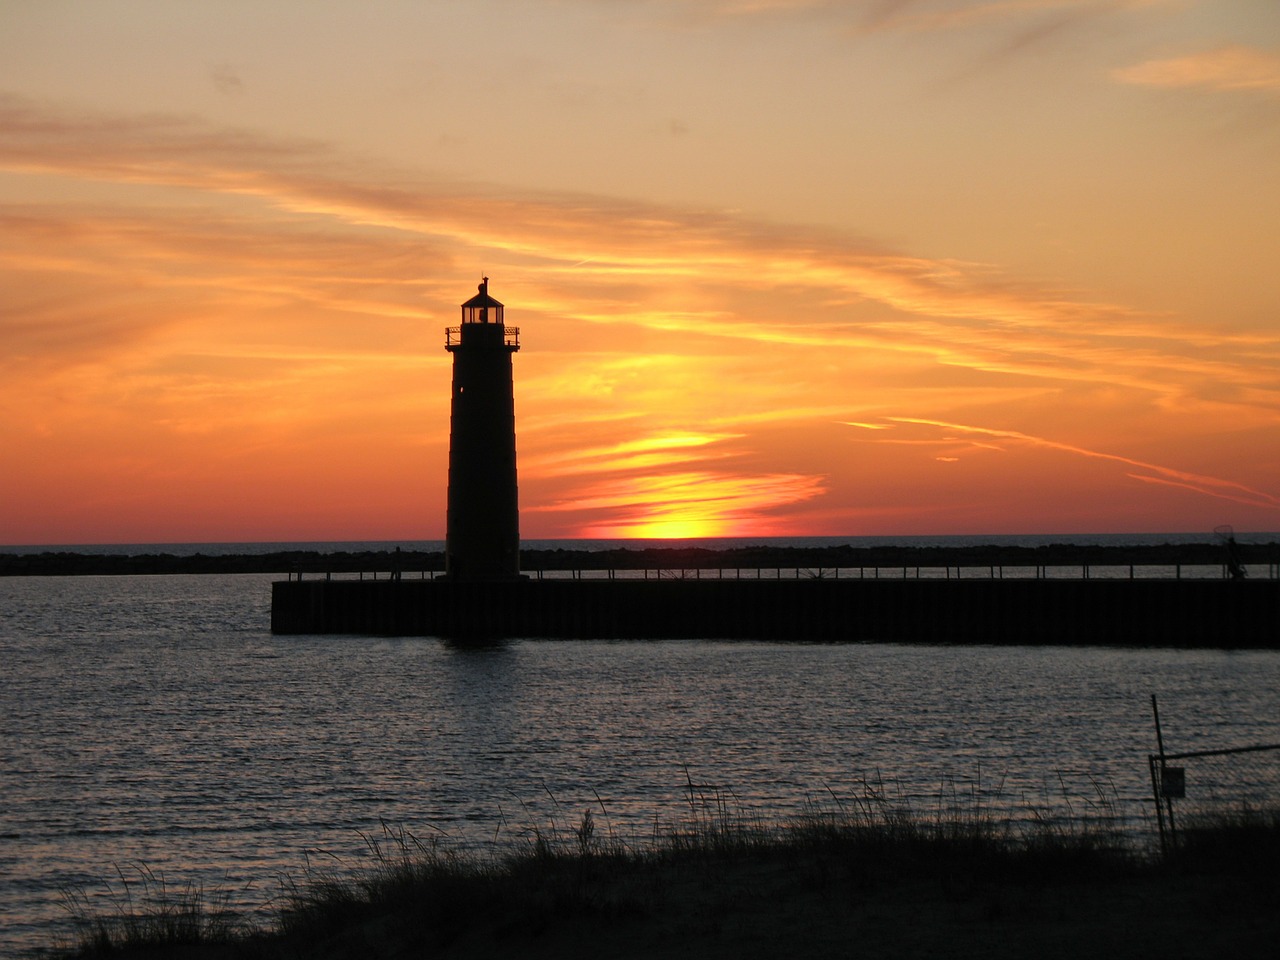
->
[271,576,1279,646]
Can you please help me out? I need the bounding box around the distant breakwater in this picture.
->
[5,541,1278,577]
[271,576,1280,647]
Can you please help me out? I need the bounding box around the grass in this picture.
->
[59,864,248,955]
[1168,805,1280,877]
[48,787,1280,960]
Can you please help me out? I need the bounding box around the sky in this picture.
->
[2,0,1279,544]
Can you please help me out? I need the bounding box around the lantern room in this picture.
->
[446,277,519,350]
[461,277,503,324]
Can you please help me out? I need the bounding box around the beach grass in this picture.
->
[49,789,1279,960]
[58,864,248,955]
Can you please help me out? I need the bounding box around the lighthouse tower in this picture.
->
[444,278,521,580]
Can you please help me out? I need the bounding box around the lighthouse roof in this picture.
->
[461,277,503,310]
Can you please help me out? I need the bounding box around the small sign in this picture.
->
[1160,766,1185,798]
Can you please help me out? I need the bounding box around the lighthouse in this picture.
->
[444,278,521,580]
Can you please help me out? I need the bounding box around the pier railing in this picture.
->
[285,561,1280,582]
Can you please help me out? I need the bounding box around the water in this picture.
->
[2,570,1279,957]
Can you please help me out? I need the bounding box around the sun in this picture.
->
[575,516,735,539]
[577,515,788,539]
[622,518,728,539]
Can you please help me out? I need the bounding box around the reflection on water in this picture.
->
[1,573,1277,955]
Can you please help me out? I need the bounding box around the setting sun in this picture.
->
[588,519,732,541]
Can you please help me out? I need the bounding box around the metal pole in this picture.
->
[1151,694,1177,850]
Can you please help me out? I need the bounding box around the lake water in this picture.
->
[2,570,1278,957]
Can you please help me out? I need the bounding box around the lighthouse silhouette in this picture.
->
[444,278,522,580]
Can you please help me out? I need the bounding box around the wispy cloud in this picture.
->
[5,95,1277,426]
[661,0,1161,32]
[524,431,743,477]
[0,98,1113,354]
[874,417,1280,510]
[4,94,1277,538]
[209,64,246,96]
[1114,45,1280,94]
[5,95,1276,412]
[853,0,1162,35]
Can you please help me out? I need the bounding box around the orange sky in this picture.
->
[2,1,1279,544]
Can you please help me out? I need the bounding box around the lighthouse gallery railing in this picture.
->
[445,325,520,348]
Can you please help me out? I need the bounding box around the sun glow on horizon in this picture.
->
[526,470,831,541]
[579,518,734,540]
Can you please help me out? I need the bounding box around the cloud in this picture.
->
[528,469,829,538]
[4,94,1277,538]
[210,64,246,96]
[524,431,743,477]
[0,93,330,181]
[1114,45,1280,94]
[0,202,452,375]
[874,417,1280,511]
[853,0,1160,35]
[591,0,1162,39]
[5,96,1275,327]
[4,94,1277,422]
[658,0,1153,28]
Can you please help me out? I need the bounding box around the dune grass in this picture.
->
[50,783,1278,960]
[58,864,248,955]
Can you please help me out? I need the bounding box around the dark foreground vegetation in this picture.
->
[48,804,1280,960]
[5,540,1277,577]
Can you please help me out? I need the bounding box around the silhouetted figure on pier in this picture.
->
[1216,525,1248,580]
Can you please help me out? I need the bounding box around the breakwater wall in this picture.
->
[271,578,1278,646]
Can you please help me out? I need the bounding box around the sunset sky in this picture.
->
[3,0,1279,544]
